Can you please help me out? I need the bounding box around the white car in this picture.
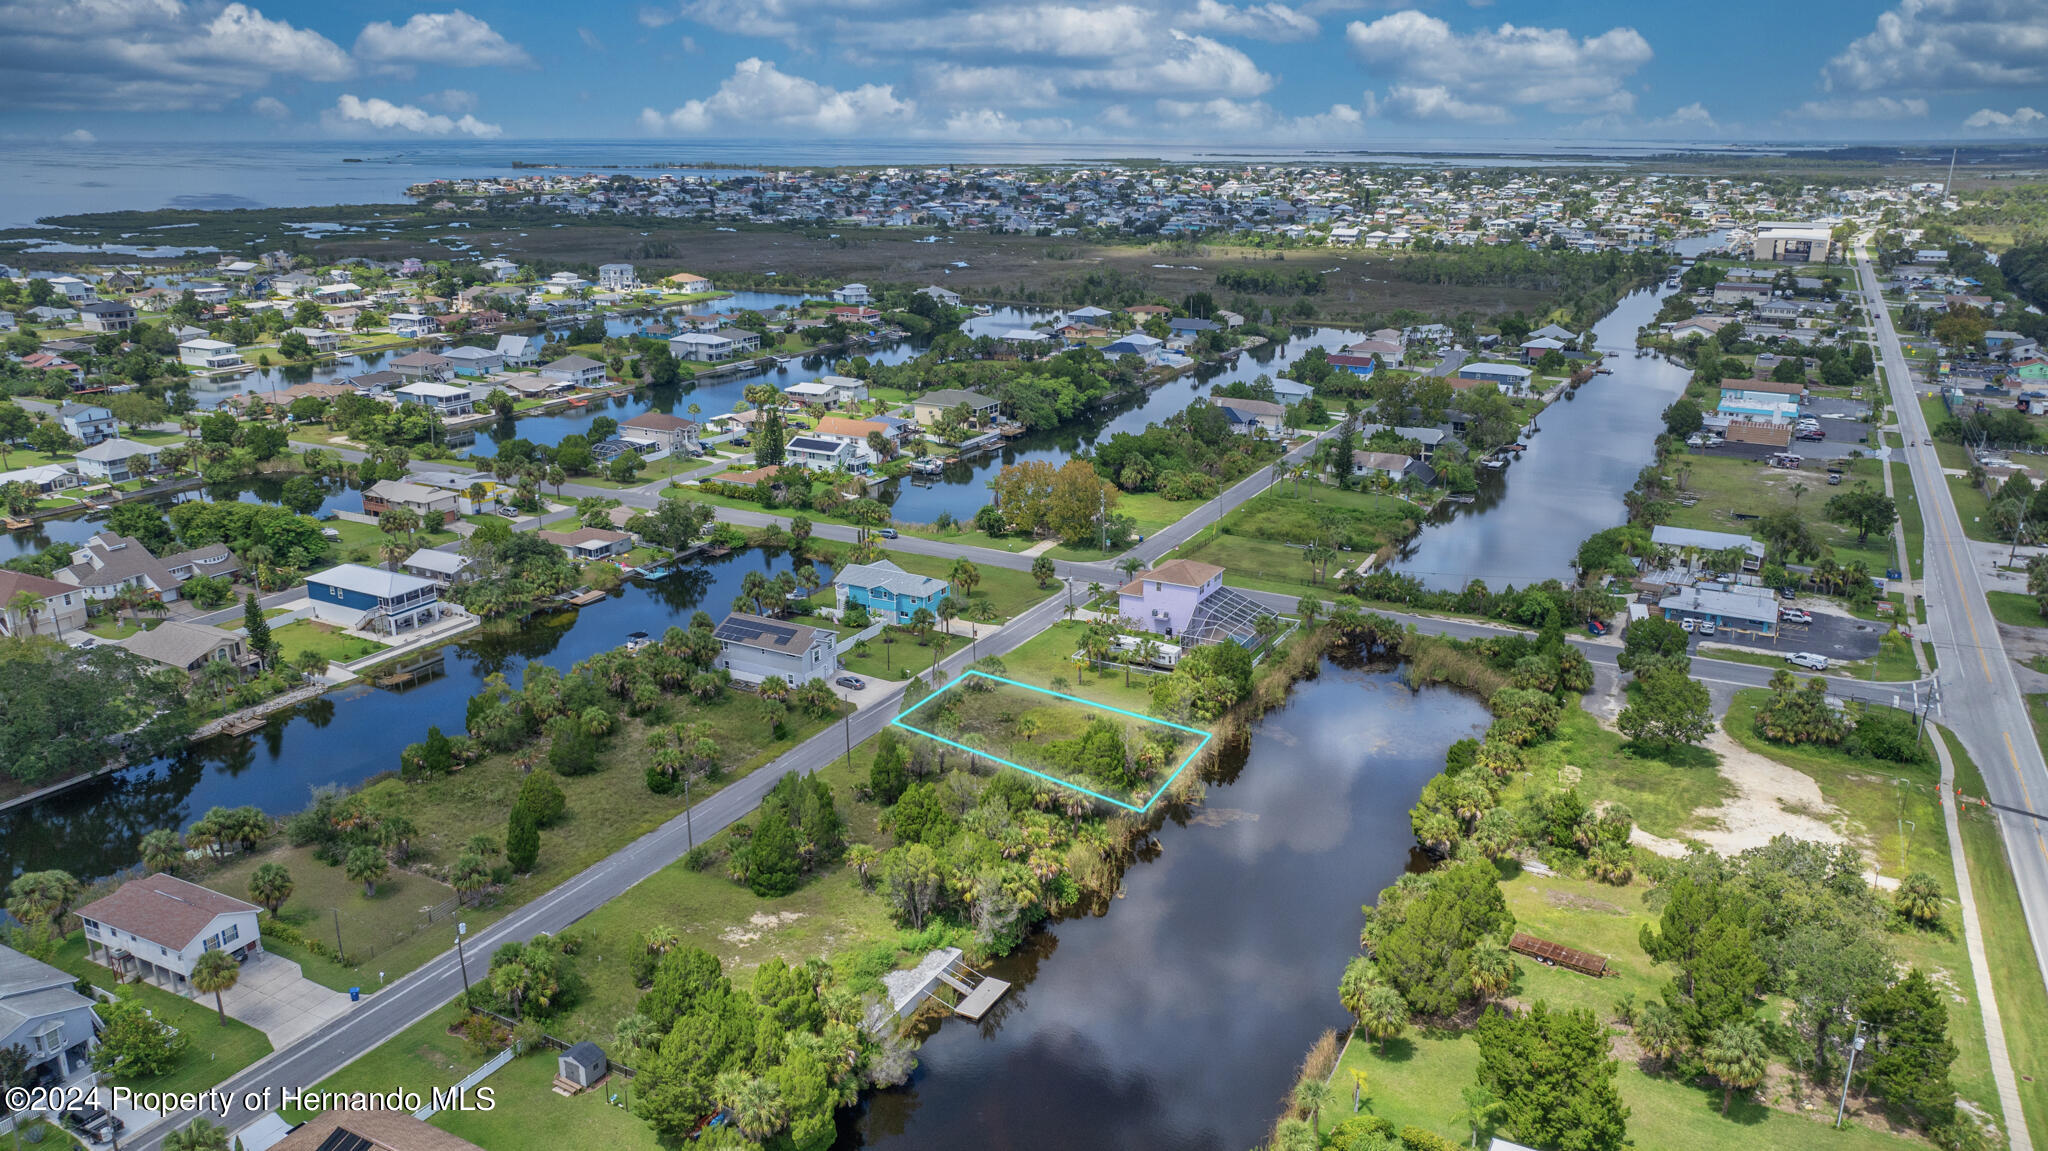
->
[1696,621,1718,637]
[1679,618,1697,633]
[1786,652,1831,671]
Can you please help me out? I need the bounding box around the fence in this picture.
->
[414,1046,515,1120]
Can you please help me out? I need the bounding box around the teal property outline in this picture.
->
[890,670,1214,813]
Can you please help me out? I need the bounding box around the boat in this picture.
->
[1506,443,1528,452]
[972,304,993,316]
[1484,458,1508,470]
[908,457,945,476]
[623,630,652,652]
[773,354,793,366]
[567,396,588,407]
[638,562,673,580]
[1595,365,1614,375]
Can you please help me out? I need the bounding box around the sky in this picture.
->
[4,0,2048,147]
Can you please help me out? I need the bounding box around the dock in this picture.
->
[561,587,607,606]
[879,947,1013,1024]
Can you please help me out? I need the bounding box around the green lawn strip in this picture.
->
[1986,591,2048,629]
[1511,705,1732,840]
[1890,460,1925,580]
[320,518,457,565]
[432,1048,663,1149]
[836,628,967,683]
[85,616,161,640]
[50,934,272,1096]
[1920,397,1973,469]
[2028,695,2048,754]
[569,452,703,490]
[1946,475,1999,543]
[282,1003,473,1123]
[209,844,458,988]
[1938,726,2048,1141]
[269,619,386,664]
[1663,455,1894,574]
[994,619,1161,715]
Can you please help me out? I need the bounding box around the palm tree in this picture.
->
[1116,554,1145,581]
[1895,871,1944,927]
[344,845,388,897]
[1338,957,1380,1025]
[950,558,981,602]
[140,829,184,874]
[713,1070,788,1142]
[845,844,879,890]
[247,862,294,914]
[6,589,43,636]
[1458,1085,1508,1149]
[1357,982,1408,1054]
[1635,1000,1685,1071]
[1467,936,1516,1006]
[190,948,241,1023]
[1133,636,1163,675]
[642,924,681,956]
[1701,1020,1769,1114]
[165,1118,231,1151]
[1293,1078,1335,1138]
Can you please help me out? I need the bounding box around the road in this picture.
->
[1861,246,2048,1006]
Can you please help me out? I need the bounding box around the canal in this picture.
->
[838,652,1490,1151]
[0,547,818,880]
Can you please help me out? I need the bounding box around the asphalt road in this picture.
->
[1859,247,2048,1006]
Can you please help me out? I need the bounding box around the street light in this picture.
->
[1834,1021,1867,1128]
[455,921,471,998]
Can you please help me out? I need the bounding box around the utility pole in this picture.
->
[1834,1020,1867,1128]
[455,922,471,998]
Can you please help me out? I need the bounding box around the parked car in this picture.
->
[1679,618,1697,633]
[1780,608,1813,624]
[835,675,867,690]
[877,528,898,539]
[1587,618,1610,636]
[1786,652,1831,670]
[1696,621,1718,636]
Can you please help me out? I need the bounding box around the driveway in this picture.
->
[217,951,354,1048]
[1694,606,1885,663]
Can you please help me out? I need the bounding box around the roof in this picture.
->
[0,944,77,1000]
[395,382,471,399]
[916,388,997,408]
[714,611,826,655]
[537,526,630,547]
[561,1041,606,1069]
[1351,450,1415,473]
[271,1111,488,1151]
[1210,395,1285,418]
[309,563,438,600]
[0,569,71,601]
[61,533,179,590]
[365,479,455,504]
[442,345,500,361]
[1458,361,1534,378]
[403,548,470,575]
[1650,525,1765,558]
[621,412,698,432]
[389,351,452,368]
[1721,376,1805,395]
[834,560,946,598]
[75,873,259,950]
[1658,582,1777,622]
[75,437,160,462]
[1134,558,1224,588]
[542,354,604,372]
[815,415,888,438]
[58,403,108,418]
[785,435,848,453]
[118,621,242,669]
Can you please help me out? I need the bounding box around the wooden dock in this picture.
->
[562,588,607,606]
[880,947,1013,1023]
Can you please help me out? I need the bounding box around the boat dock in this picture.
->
[880,947,1013,1023]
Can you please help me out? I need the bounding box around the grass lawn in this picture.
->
[269,619,386,664]
[1920,397,1973,469]
[50,934,272,1097]
[434,1048,663,1150]
[1947,475,1999,544]
[1939,726,2048,1142]
[1174,480,1421,595]
[85,615,161,640]
[1986,591,2048,629]
[210,844,458,987]
[1663,455,1894,573]
[1890,460,1925,580]
[991,619,1160,715]
[1513,705,1733,841]
[282,1003,473,1123]
[574,451,706,489]
[837,627,965,682]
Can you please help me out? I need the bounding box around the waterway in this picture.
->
[837,652,1489,1151]
[1387,233,1720,590]
[0,547,817,880]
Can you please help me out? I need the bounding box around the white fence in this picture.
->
[414,1046,515,1119]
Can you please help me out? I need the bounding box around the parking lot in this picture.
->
[1692,605,1886,663]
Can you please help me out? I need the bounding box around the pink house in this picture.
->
[1118,559,1224,639]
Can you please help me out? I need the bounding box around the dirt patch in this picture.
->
[1543,887,1627,915]
[1683,727,1849,854]
[717,910,807,946]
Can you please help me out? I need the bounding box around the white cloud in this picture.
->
[578,26,604,51]
[325,93,502,137]
[422,88,477,114]
[1793,96,1929,120]
[1346,11,1651,119]
[1964,106,2047,132]
[1180,0,1318,41]
[920,64,1062,108]
[637,3,678,27]
[1155,96,1365,140]
[1824,0,2048,93]
[354,10,528,67]
[0,1,351,110]
[640,58,915,135]
[940,108,1076,139]
[62,127,94,143]
[251,94,290,119]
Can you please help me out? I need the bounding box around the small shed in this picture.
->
[557,1041,608,1088]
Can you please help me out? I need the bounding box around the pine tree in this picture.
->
[748,802,802,897]
[242,593,275,667]
[506,805,540,873]
[1860,969,1959,1128]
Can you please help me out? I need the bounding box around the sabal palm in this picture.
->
[1701,1021,1769,1114]
[190,948,240,1023]
[1292,1079,1335,1135]
[714,1071,787,1141]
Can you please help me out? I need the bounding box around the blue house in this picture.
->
[833,560,951,623]
[304,563,445,637]
[1168,317,1220,336]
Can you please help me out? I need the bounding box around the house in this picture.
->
[712,611,839,685]
[495,334,542,367]
[664,272,713,292]
[73,438,163,482]
[402,548,473,584]
[1116,558,1280,646]
[1455,362,1535,394]
[1168,317,1220,336]
[785,435,864,471]
[1529,323,1578,344]
[537,526,633,562]
[714,327,763,356]
[291,327,340,353]
[1756,299,1802,323]
[363,479,461,525]
[305,563,446,636]
[1209,395,1286,435]
[814,415,891,453]
[178,338,243,369]
[57,533,238,602]
[394,381,476,418]
[272,1110,489,1151]
[541,354,607,388]
[1752,221,1833,263]
[1668,316,1728,341]
[442,345,504,376]
[76,300,135,333]
[829,305,883,326]
[1268,377,1314,404]
[833,560,950,623]
[910,388,1000,427]
[1719,377,1806,404]
[0,945,100,1089]
[44,275,96,303]
[0,463,80,494]
[1518,336,1567,362]
[784,375,869,406]
[390,351,455,381]
[1657,582,1778,636]
[347,369,405,395]
[620,412,701,455]
[1987,331,2041,359]
[76,873,263,991]
[1650,525,1764,573]
[1102,331,1165,358]
[1325,353,1379,378]
[1349,450,1436,486]
[1713,281,1772,306]
[0,570,86,637]
[117,620,253,675]
[21,353,84,390]
[597,263,636,291]
[919,285,961,307]
[670,331,742,362]
[831,283,873,306]
[58,403,115,445]
[388,312,438,338]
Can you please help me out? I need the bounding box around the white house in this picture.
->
[784,434,864,471]
[178,338,243,370]
[784,375,869,406]
[291,327,340,353]
[76,873,263,992]
[0,946,100,1089]
[541,354,606,388]
[712,612,838,685]
[388,312,438,338]
[830,283,872,306]
[73,438,163,482]
[670,331,741,362]
[394,381,476,417]
[495,333,542,366]
[597,263,636,291]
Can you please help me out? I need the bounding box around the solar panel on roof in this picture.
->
[314,1128,374,1151]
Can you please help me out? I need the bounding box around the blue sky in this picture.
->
[5,0,2046,145]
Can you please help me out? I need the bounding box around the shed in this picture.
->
[557,1041,607,1088]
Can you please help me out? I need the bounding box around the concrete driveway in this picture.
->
[216,951,354,1048]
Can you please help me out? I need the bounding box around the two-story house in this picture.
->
[362,479,461,525]
[393,382,476,418]
[1116,558,1280,647]
[619,412,701,456]
[536,526,633,562]
[832,560,950,623]
[830,283,872,306]
[76,300,135,333]
[76,874,263,992]
[0,945,100,1089]
[712,612,839,685]
[178,338,243,370]
[58,403,116,446]
[540,355,607,388]
[389,351,456,381]
[597,263,636,291]
[57,533,239,603]
[72,438,163,482]
[305,563,445,636]
[0,570,86,637]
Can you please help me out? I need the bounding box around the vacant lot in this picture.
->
[210,844,457,987]
[1662,454,1894,572]
[270,620,385,664]
[1179,479,1420,595]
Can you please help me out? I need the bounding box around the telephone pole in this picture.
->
[1834,1020,1867,1128]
